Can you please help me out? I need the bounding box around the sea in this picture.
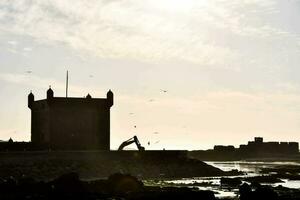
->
[165,161,300,199]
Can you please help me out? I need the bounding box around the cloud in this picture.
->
[1,0,297,69]
[0,72,106,97]
[7,40,18,46]
[23,47,32,51]
[190,0,295,39]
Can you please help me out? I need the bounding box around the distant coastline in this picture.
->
[189,137,300,161]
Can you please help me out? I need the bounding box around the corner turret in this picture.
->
[107,90,113,107]
[28,91,34,109]
[47,86,54,99]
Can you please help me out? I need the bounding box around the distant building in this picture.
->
[190,137,299,161]
[28,88,113,150]
[214,145,235,152]
[239,137,299,156]
[0,138,30,151]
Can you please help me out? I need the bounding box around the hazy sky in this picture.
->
[0,0,300,150]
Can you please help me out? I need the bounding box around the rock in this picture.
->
[17,176,37,195]
[107,173,144,194]
[220,177,242,187]
[255,186,279,200]
[0,177,15,195]
[130,186,216,200]
[239,182,279,200]
[50,172,85,194]
[244,176,283,184]
[240,183,252,196]
[0,172,216,200]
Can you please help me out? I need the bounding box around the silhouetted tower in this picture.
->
[47,86,54,99]
[28,87,114,150]
[86,93,92,99]
[107,90,113,107]
[28,91,34,108]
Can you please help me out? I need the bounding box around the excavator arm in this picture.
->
[118,139,136,151]
[118,136,145,151]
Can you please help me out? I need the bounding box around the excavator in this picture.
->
[118,136,145,151]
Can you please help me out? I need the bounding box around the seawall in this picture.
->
[0,151,229,180]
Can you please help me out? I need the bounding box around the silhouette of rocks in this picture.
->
[0,173,217,200]
[107,173,144,194]
[260,165,300,181]
[220,177,242,187]
[261,165,300,175]
[244,176,283,184]
[239,183,279,200]
[239,183,252,198]
[274,185,300,199]
[0,176,17,194]
[130,187,216,200]
[50,172,85,194]
[2,172,300,199]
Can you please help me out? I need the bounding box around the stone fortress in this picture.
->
[28,87,113,150]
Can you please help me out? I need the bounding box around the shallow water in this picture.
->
[207,161,300,173]
[165,161,300,198]
[206,161,300,189]
[273,179,300,189]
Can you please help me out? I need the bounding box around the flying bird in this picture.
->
[149,99,155,102]
[129,113,134,115]
[134,125,137,128]
[25,70,32,74]
[160,89,168,93]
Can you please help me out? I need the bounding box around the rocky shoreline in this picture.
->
[1,172,300,200]
[0,172,217,200]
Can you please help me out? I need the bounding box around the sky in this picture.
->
[0,0,300,150]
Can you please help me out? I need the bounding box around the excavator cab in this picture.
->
[118,136,145,151]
